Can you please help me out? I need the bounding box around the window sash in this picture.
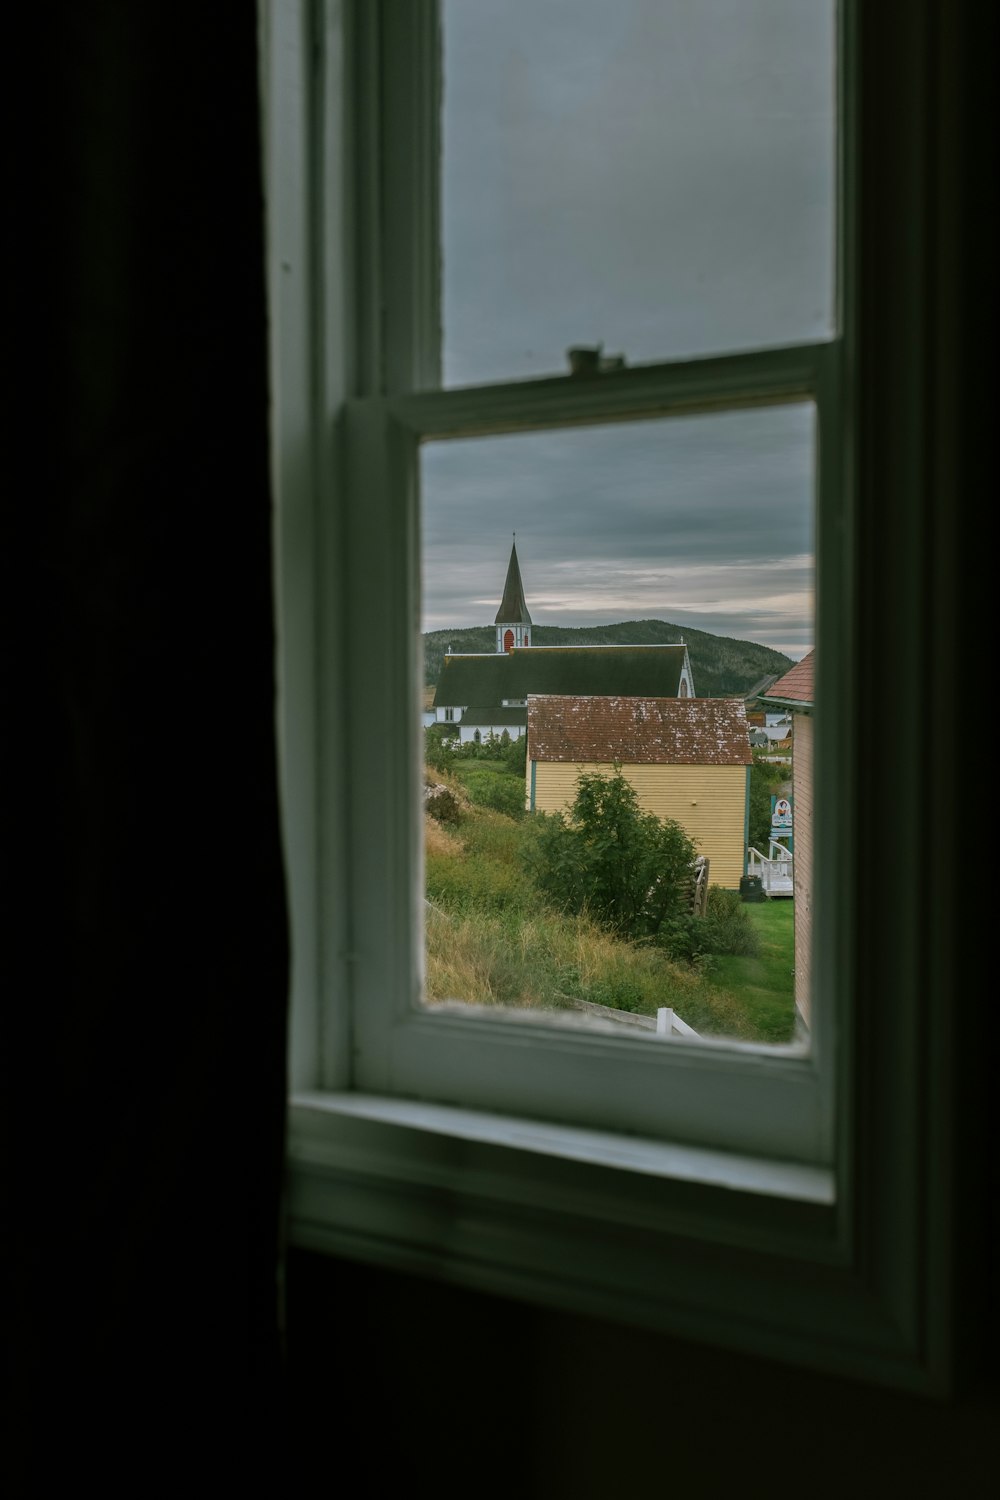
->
[340,336,844,1165]
[304,2,851,1164]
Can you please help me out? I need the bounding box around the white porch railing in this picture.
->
[655,1006,700,1039]
[747,839,794,897]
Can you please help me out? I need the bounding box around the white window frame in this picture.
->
[263,0,961,1395]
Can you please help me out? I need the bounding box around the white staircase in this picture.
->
[747,840,794,897]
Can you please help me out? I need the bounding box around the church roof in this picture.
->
[432,644,690,708]
[494,539,532,626]
[527,695,752,767]
[457,705,527,728]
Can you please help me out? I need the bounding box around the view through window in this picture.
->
[421,407,815,1048]
[420,0,832,1052]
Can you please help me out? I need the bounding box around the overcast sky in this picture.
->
[421,0,834,662]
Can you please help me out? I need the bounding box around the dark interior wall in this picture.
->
[8,2,288,1474]
[286,1251,996,1499]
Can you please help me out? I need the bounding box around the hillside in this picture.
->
[423,620,796,698]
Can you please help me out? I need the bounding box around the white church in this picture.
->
[427,539,696,745]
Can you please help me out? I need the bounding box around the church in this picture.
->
[429,539,696,744]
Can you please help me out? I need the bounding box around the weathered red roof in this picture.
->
[527,695,752,766]
[762,649,814,707]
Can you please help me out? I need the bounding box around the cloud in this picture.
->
[421,406,816,658]
[441,0,835,386]
[420,0,833,663]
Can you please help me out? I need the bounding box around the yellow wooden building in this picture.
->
[526,694,753,890]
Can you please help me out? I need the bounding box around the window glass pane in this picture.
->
[441,0,836,387]
[420,404,814,1048]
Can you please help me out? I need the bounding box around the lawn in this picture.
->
[425,750,799,1046]
[707,898,796,1044]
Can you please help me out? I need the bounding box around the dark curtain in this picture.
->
[6,3,289,1475]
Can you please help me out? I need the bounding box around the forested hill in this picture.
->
[423,620,796,698]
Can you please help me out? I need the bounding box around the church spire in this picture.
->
[495,534,532,653]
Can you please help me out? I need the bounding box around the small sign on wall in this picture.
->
[771,795,793,835]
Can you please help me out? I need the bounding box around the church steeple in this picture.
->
[495,535,532,653]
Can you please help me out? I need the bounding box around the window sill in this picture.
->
[285,1092,939,1394]
[290,1090,834,1201]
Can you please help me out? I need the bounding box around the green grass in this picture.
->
[706,899,796,1043]
[424,779,799,1045]
[450,758,507,777]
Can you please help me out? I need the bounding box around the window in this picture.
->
[265,0,962,1396]
[340,0,835,1160]
[420,405,815,1043]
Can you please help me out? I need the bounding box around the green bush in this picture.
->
[443,734,508,763]
[528,768,699,942]
[500,734,527,777]
[458,766,526,820]
[700,885,762,957]
[655,913,710,963]
[425,723,459,772]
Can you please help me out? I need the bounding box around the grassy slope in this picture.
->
[425,761,796,1045]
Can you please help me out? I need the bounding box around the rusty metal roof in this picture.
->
[527,695,752,766]
[759,649,814,709]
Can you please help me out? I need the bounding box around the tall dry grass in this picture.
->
[423,787,764,1040]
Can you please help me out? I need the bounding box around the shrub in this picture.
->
[443,734,507,763]
[500,734,527,777]
[655,912,710,963]
[700,885,762,957]
[425,723,460,772]
[528,768,699,942]
[458,766,526,820]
